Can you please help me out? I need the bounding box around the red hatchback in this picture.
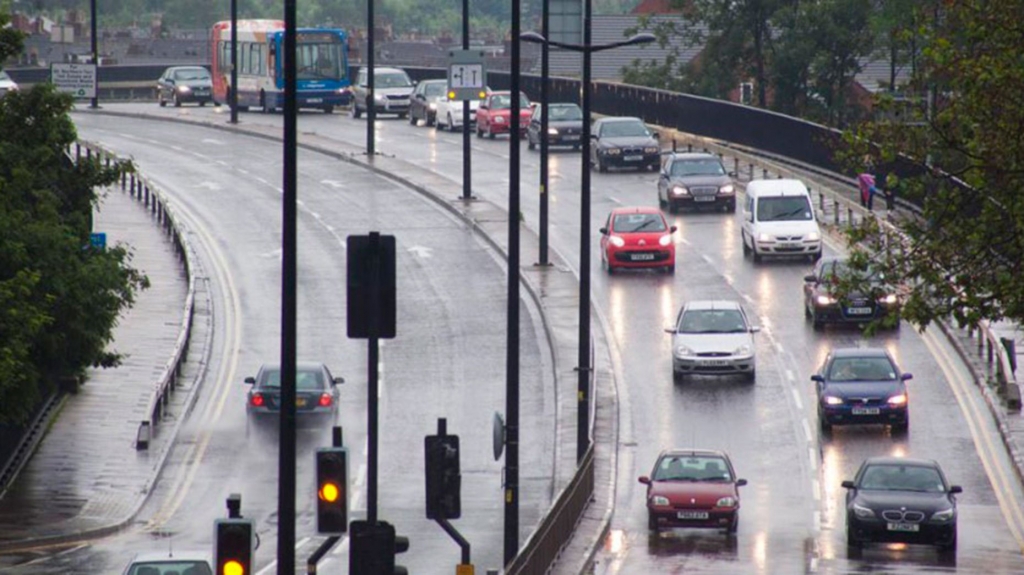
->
[639,448,747,534]
[600,206,677,274]
[476,90,531,139]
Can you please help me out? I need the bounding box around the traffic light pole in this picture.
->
[305,536,340,575]
[436,517,470,564]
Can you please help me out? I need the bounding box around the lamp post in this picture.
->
[521,27,654,464]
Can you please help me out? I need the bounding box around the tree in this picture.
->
[841,0,1024,330]
[0,12,148,425]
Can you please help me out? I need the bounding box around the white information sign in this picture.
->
[51,63,97,99]
[447,50,487,101]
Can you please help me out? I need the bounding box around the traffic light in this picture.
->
[349,520,410,575]
[424,434,461,520]
[214,518,253,575]
[315,447,348,534]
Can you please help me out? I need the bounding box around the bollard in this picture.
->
[734,157,739,174]
[121,171,126,190]
[672,138,677,152]
[749,163,754,179]
[834,200,839,225]
[819,190,825,212]
[130,174,136,198]
[1001,337,1017,374]
[144,185,150,207]
[687,142,692,152]
[847,206,853,226]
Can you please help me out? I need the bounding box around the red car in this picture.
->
[599,206,677,274]
[475,90,531,139]
[639,448,747,534]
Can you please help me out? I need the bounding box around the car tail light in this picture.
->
[250,393,265,407]
[319,393,333,407]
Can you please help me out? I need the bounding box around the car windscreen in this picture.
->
[677,309,748,333]
[174,68,210,81]
[376,72,412,88]
[671,159,726,177]
[549,105,583,120]
[600,121,649,138]
[654,455,732,481]
[259,369,325,390]
[822,261,884,284]
[859,464,945,492]
[756,195,813,221]
[612,213,666,233]
[826,357,898,381]
[490,93,531,109]
[127,560,212,575]
[424,82,446,96]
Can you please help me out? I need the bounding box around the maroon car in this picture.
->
[639,448,747,534]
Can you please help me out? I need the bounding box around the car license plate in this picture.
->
[564,135,580,141]
[624,155,643,161]
[887,522,920,532]
[631,253,655,261]
[852,407,880,415]
[677,511,709,520]
[695,196,716,202]
[846,306,872,315]
[296,398,307,407]
[307,98,322,103]
[700,359,728,366]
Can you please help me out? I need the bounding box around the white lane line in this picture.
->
[802,419,812,443]
[608,195,623,205]
[808,447,818,471]
[785,369,795,381]
[812,479,821,501]
[791,388,803,410]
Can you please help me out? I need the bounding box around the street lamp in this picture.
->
[520,27,654,464]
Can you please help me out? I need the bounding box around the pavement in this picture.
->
[0,105,1022,575]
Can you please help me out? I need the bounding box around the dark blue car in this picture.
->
[813,348,910,434]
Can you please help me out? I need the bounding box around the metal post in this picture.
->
[538,0,550,266]
[578,0,593,467]
[230,0,238,124]
[461,0,473,200]
[366,0,376,156]
[90,0,98,108]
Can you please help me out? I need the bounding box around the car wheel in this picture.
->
[476,123,484,138]
[173,93,182,107]
[409,112,417,125]
[892,418,909,435]
[488,124,496,139]
[745,370,756,383]
[726,515,739,534]
[742,233,751,256]
[200,101,207,107]
[427,112,436,126]
[804,302,812,319]
[728,201,736,213]
[352,104,362,119]
[398,112,407,119]
[938,527,957,554]
[528,138,536,150]
[448,114,456,131]
[672,371,684,383]
[648,513,658,532]
[668,201,678,215]
[752,248,763,263]
[598,158,608,173]
[820,415,832,434]
[846,524,863,550]
[159,94,166,107]
[812,316,824,331]
[664,263,675,275]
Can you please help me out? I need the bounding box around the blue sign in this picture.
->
[90,232,107,250]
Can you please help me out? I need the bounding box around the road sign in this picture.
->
[51,63,97,99]
[447,50,487,101]
[89,232,106,250]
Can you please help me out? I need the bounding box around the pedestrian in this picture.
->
[857,172,877,210]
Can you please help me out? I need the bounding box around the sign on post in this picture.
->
[50,63,97,99]
[447,50,487,101]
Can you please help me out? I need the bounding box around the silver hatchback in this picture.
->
[666,300,759,381]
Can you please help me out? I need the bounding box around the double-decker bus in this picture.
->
[210,19,352,113]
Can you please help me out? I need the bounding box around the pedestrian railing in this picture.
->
[72,141,198,450]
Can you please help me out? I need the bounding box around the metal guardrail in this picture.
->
[72,142,198,450]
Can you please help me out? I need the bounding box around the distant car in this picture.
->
[435,88,487,132]
[813,347,910,434]
[639,448,747,534]
[350,66,414,118]
[409,78,447,126]
[803,256,900,330]
[475,90,531,139]
[843,457,960,553]
[156,66,213,107]
[599,206,676,275]
[667,300,759,381]
[245,362,344,423]
[589,116,661,172]
[526,102,584,150]
[0,69,18,98]
[657,152,738,213]
[122,550,213,575]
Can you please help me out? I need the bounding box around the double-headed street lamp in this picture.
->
[520,27,654,464]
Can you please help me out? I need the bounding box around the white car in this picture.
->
[666,300,759,382]
[122,550,213,575]
[434,90,486,132]
[0,69,19,98]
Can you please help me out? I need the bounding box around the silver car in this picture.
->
[122,550,212,575]
[666,300,759,381]
[349,66,414,119]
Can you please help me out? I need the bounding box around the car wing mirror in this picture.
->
[949,485,963,494]
[333,376,345,385]
[599,227,608,235]
[638,476,651,485]
[728,171,737,177]
[901,373,913,381]
[749,326,761,333]
[735,478,747,487]
[803,274,817,283]
[652,131,660,139]
[244,376,256,384]
[664,327,676,334]
[841,480,856,489]
[811,374,824,382]
[669,225,678,233]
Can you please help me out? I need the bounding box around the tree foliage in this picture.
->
[0,13,148,425]
[841,0,1024,329]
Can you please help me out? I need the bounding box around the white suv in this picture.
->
[350,66,414,119]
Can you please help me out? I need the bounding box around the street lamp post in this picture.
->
[521,26,654,464]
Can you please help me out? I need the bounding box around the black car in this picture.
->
[409,78,447,127]
[589,117,661,172]
[843,457,961,553]
[657,152,738,213]
[813,347,910,434]
[526,102,584,151]
[803,256,900,330]
[245,362,344,423]
[156,66,213,107]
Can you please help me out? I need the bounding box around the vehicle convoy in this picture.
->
[639,449,747,534]
[589,116,661,172]
[814,347,911,434]
[843,457,960,553]
[657,152,738,213]
[740,178,822,263]
[526,102,584,150]
[667,300,759,381]
[803,256,901,330]
[245,362,344,425]
[156,66,214,107]
[599,206,676,274]
[408,78,447,126]
[210,20,352,113]
[350,66,415,118]
[475,90,531,139]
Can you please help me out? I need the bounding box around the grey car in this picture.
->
[590,116,661,172]
[245,362,344,424]
[409,78,448,126]
[350,66,414,119]
[527,102,584,150]
[122,550,213,575]
[666,300,759,381]
[657,152,738,213]
[156,65,213,107]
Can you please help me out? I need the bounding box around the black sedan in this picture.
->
[803,256,900,330]
[156,65,213,107]
[843,457,961,554]
[245,362,344,424]
[657,152,738,213]
[589,116,661,172]
[813,347,910,434]
[526,102,584,150]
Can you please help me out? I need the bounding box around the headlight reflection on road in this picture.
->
[820,442,843,560]
[753,529,768,571]
[604,528,627,555]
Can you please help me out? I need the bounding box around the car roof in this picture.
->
[128,549,212,563]
[683,300,743,311]
[166,65,207,72]
[861,456,940,469]
[598,116,643,123]
[609,205,662,216]
[258,362,327,371]
[745,178,808,195]
[667,152,720,161]
[419,78,447,84]
[658,448,729,459]
[829,347,889,358]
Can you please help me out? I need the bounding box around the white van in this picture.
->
[741,179,822,263]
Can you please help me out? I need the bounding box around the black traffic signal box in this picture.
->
[424,434,461,520]
[315,447,348,534]
[349,519,409,575]
[347,232,396,339]
[214,517,254,575]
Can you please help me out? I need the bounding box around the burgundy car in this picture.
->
[639,448,747,534]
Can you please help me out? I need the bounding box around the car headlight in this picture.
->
[494,116,507,123]
[644,146,660,154]
[608,236,625,247]
[879,294,898,305]
[806,231,821,242]
[548,127,559,135]
[672,185,689,196]
[374,93,386,101]
[718,184,735,195]
[428,103,437,110]
[824,396,843,406]
[887,393,908,406]
[716,496,738,508]
[816,294,836,305]
[931,507,955,521]
[603,147,621,156]
[651,495,670,506]
[733,345,752,356]
[177,85,191,93]
[853,503,876,519]
[659,234,673,246]
[675,345,695,357]
[757,232,773,242]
